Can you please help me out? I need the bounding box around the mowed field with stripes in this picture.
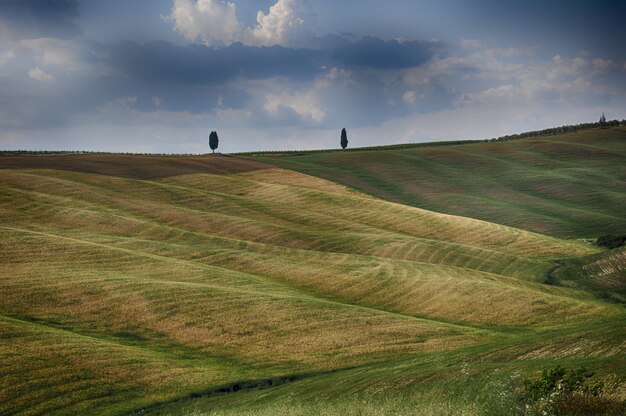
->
[1,130,625,415]
[251,128,626,239]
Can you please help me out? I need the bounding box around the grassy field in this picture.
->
[0,135,625,415]
[249,127,626,239]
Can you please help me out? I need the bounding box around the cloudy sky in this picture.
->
[1,0,625,153]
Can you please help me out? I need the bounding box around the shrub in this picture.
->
[518,366,625,416]
[596,234,626,249]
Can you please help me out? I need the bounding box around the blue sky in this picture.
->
[1,0,625,153]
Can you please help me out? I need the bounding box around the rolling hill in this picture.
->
[249,128,626,239]
[0,132,625,415]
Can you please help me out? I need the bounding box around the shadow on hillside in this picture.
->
[0,154,271,179]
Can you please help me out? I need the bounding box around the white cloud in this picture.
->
[19,38,76,66]
[264,89,325,122]
[592,58,612,70]
[0,48,14,67]
[548,55,589,79]
[16,38,95,75]
[166,0,242,46]
[259,66,361,123]
[404,41,620,112]
[326,67,352,81]
[166,0,315,46]
[459,84,516,105]
[457,59,611,107]
[245,0,316,46]
[152,96,162,108]
[403,45,538,88]
[403,90,421,105]
[28,66,54,82]
[403,56,464,86]
[395,41,626,145]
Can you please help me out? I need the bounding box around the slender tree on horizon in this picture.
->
[340,128,348,150]
[599,113,607,128]
[209,131,219,153]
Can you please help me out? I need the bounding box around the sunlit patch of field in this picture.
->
[1,148,624,415]
[2,228,483,369]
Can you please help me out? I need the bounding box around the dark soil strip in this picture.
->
[543,261,563,285]
[128,367,350,416]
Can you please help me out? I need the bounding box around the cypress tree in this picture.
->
[340,128,348,149]
[209,131,219,153]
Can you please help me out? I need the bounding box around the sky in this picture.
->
[1,0,625,153]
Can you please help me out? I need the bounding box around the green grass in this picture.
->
[249,128,626,239]
[0,137,625,415]
[553,246,626,303]
[151,318,626,415]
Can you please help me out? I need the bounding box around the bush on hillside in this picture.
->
[596,234,626,250]
[518,366,625,416]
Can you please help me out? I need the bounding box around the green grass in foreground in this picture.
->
[0,144,624,415]
[151,319,626,415]
[249,128,626,239]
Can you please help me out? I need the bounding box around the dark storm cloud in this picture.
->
[93,36,442,125]
[106,36,440,87]
[331,37,439,69]
[108,41,322,86]
[0,0,81,38]
[0,32,445,134]
[453,0,626,60]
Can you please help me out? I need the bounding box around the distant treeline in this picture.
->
[2,120,625,156]
[488,119,625,142]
